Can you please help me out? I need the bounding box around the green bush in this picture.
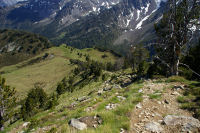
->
[48,127,57,133]
[21,87,47,120]
[147,60,169,78]
[179,66,193,80]
[102,74,108,81]
[28,118,39,130]
[137,61,150,77]
[0,76,16,131]
[166,76,187,83]
[47,93,58,109]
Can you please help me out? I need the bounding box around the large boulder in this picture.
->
[163,115,200,132]
[79,115,103,128]
[69,118,87,130]
[69,115,103,130]
[145,122,163,133]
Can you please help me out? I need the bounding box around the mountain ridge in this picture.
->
[0,29,51,67]
[0,0,167,51]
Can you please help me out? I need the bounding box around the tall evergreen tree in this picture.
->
[0,76,16,131]
[129,44,149,73]
[155,0,200,76]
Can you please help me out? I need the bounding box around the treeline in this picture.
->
[0,29,52,67]
[57,56,109,95]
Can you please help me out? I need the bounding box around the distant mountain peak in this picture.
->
[0,0,168,50]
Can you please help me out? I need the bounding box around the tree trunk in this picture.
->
[170,42,180,76]
[0,113,4,131]
[170,57,179,76]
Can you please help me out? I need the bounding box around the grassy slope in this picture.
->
[4,72,143,133]
[0,45,118,99]
[4,71,200,133]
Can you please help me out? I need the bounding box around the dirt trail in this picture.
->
[129,80,194,133]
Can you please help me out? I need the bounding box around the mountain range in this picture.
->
[0,0,167,53]
[0,0,27,7]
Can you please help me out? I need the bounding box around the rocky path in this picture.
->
[129,80,200,133]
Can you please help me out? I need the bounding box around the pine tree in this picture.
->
[155,0,200,76]
[0,76,16,131]
[21,86,47,120]
[129,44,149,73]
[47,93,58,109]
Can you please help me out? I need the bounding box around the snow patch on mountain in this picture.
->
[155,0,167,7]
[135,9,157,29]
[0,0,27,7]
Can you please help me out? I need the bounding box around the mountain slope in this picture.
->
[0,29,51,67]
[0,0,27,7]
[51,0,168,49]
[0,44,119,98]
[0,0,167,51]
[3,73,200,132]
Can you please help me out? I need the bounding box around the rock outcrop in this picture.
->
[163,115,200,132]
[69,118,87,130]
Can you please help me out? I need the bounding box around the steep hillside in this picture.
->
[3,74,200,133]
[0,29,51,67]
[0,45,119,98]
[0,0,27,7]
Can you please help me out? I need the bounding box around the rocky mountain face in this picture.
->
[0,0,168,52]
[0,0,27,7]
